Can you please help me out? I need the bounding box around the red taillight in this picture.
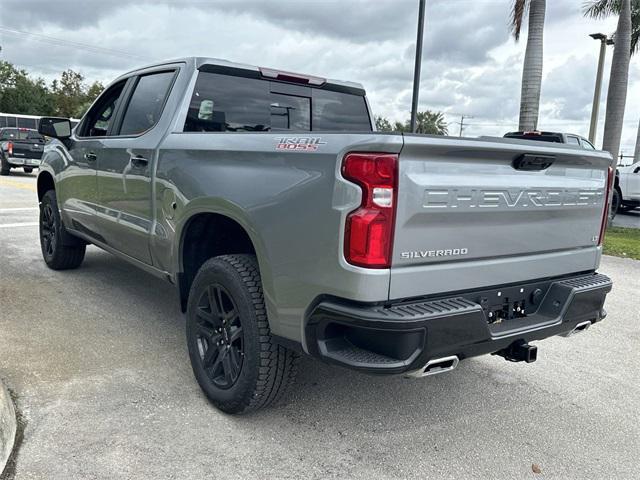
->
[7,142,13,156]
[598,166,615,245]
[342,152,398,268]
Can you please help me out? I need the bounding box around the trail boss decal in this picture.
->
[276,137,326,151]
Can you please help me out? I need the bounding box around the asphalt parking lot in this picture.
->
[612,209,640,229]
[1,173,639,480]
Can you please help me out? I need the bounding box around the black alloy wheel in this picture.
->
[194,283,244,389]
[40,201,57,258]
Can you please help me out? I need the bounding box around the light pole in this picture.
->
[588,33,614,144]
[410,0,426,133]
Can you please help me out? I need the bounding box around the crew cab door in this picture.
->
[56,80,128,239]
[93,69,177,264]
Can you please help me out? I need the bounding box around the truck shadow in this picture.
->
[75,247,538,431]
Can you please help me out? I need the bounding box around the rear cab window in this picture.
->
[184,71,371,133]
[0,129,44,142]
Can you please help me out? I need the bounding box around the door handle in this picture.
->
[84,152,97,161]
[129,155,149,168]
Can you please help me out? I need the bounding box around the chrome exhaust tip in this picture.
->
[561,320,592,337]
[405,355,459,379]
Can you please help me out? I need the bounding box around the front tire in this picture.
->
[186,254,299,414]
[610,188,621,219]
[39,190,86,270]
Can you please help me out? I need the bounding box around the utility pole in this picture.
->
[410,0,426,133]
[588,33,614,144]
[458,114,473,137]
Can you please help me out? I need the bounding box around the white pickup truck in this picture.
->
[613,161,640,214]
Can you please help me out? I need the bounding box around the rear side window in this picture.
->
[185,74,270,132]
[184,72,371,133]
[119,71,175,136]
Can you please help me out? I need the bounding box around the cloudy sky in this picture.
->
[0,0,638,159]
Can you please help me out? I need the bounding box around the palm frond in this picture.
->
[510,0,529,41]
[584,0,640,55]
[583,0,621,19]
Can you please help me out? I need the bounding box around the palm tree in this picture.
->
[510,0,547,131]
[584,0,633,159]
[374,112,448,135]
[414,111,448,135]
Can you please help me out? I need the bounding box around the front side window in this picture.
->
[80,81,126,137]
[566,136,580,146]
[119,71,175,136]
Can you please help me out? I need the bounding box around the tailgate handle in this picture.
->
[512,154,555,171]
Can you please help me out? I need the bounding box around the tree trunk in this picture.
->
[634,119,640,162]
[518,0,546,131]
[602,0,632,159]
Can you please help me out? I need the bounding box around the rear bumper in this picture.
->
[6,157,42,167]
[305,273,612,374]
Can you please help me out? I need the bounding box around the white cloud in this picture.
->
[0,0,637,154]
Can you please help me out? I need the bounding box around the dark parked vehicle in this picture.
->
[0,127,46,175]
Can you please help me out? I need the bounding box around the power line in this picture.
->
[0,26,147,60]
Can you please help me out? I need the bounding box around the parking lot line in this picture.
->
[0,178,37,192]
[0,207,39,212]
[0,222,39,228]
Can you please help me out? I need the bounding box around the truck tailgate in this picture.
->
[390,135,612,299]
[12,139,44,160]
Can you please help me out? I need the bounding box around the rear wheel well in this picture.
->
[179,213,256,311]
[37,172,55,201]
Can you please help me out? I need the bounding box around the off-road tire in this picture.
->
[611,188,621,218]
[39,190,86,270]
[186,254,299,414]
[0,156,10,175]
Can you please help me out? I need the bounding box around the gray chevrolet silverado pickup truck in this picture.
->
[36,57,614,414]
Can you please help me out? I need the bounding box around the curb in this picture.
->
[0,380,16,477]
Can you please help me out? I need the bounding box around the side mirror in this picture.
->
[634,166,640,174]
[38,117,72,139]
